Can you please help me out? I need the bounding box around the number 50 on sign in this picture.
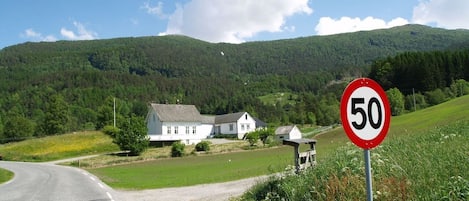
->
[340,78,391,149]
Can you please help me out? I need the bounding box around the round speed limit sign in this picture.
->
[340,78,391,149]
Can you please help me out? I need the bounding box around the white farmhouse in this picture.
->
[275,125,302,141]
[146,103,213,145]
[214,112,256,139]
[146,103,262,144]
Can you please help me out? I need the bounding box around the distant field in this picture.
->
[0,131,119,162]
[258,92,297,106]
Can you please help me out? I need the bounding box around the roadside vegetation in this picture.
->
[239,95,469,200]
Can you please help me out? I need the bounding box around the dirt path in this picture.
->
[115,175,270,201]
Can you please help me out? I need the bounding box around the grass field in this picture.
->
[0,131,119,162]
[89,146,293,189]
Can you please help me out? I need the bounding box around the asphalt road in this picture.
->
[0,161,117,201]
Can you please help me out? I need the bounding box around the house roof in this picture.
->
[254,117,267,127]
[201,115,215,124]
[150,103,202,122]
[215,112,246,124]
[275,125,297,135]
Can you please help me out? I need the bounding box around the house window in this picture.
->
[229,124,234,131]
[174,126,178,134]
[247,124,250,130]
[185,126,190,134]
[167,126,171,134]
[192,126,197,134]
[241,124,245,131]
[245,114,248,120]
[153,114,156,122]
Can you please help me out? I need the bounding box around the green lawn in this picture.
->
[89,147,293,189]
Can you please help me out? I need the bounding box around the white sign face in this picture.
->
[346,86,385,140]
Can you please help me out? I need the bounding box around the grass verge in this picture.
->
[0,168,14,184]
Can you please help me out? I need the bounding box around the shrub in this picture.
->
[195,141,211,152]
[102,125,119,137]
[171,141,185,157]
[245,132,259,146]
[112,115,149,156]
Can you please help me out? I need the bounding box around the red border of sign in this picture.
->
[340,78,391,149]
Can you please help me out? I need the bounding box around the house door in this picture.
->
[215,126,221,134]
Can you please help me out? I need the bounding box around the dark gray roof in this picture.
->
[254,117,267,128]
[201,115,215,124]
[275,125,296,135]
[150,103,202,122]
[215,112,246,124]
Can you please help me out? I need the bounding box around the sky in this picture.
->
[1,0,469,49]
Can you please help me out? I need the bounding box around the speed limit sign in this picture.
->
[340,78,391,149]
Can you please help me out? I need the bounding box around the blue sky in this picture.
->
[1,0,468,49]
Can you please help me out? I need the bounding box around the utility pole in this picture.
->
[412,88,417,112]
[113,98,116,127]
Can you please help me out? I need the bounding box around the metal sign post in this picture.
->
[340,78,391,201]
[364,149,372,201]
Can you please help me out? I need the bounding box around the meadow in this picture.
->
[0,131,119,162]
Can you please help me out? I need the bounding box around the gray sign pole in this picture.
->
[364,149,372,201]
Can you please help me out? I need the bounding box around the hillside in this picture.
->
[1,24,469,137]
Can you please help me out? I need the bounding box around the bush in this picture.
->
[102,125,119,137]
[195,141,211,152]
[171,141,185,157]
[245,132,259,146]
[112,115,149,156]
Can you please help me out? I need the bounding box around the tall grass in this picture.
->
[0,131,119,162]
[240,120,469,200]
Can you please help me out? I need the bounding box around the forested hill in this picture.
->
[2,24,469,75]
[1,24,469,138]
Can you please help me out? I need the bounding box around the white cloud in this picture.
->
[143,1,166,18]
[21,28,57,42]
[60,21,98,40]
[413,0,469,29]
[162,0,312,43]
[315,16,409,35]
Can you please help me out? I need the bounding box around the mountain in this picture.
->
[0,24,469,134]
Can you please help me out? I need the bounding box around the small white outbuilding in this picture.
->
[275,125,302,141]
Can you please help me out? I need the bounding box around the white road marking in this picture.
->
[106,192,114,201]
[89,176,96,181]
[98,183,104,189]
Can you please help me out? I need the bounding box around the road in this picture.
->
[0,161,118,201]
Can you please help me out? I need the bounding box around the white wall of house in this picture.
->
[148,120,213,145]
[217,113,256,139]
[275,126,302,141]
